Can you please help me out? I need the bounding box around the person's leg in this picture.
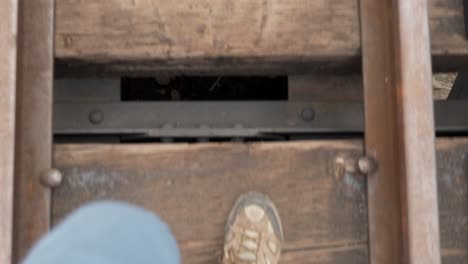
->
[22,202,180,264]
[222,192,283,264]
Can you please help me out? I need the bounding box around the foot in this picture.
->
[222,192,283,264]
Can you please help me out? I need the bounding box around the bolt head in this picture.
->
[40,169,63,188]
[334,157,346,180]
[301,108,315,122]
[89,110,104,125]
[358,156,377,174]
[334,156,359,180]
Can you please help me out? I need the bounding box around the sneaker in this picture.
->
[222,192,283,264]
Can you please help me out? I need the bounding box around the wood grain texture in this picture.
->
[54,0,468,76]
[0,0,17,263]
[437,138,468,264]
[53,141,368,264]
[52,139,468,263]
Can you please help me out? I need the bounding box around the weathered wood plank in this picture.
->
[51,139,468,263]
[53,141,368,263]
[55,0,468,76]
[437,138,468,264]
[0,0,17,263]
[13,0,55,261]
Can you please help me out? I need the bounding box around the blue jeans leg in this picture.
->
[22,201,180,264]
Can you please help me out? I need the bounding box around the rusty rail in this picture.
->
[361,0,441,263]
[0,1,18,263]
[13,0,55,261]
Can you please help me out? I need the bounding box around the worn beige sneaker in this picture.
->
[222,192,283,264]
